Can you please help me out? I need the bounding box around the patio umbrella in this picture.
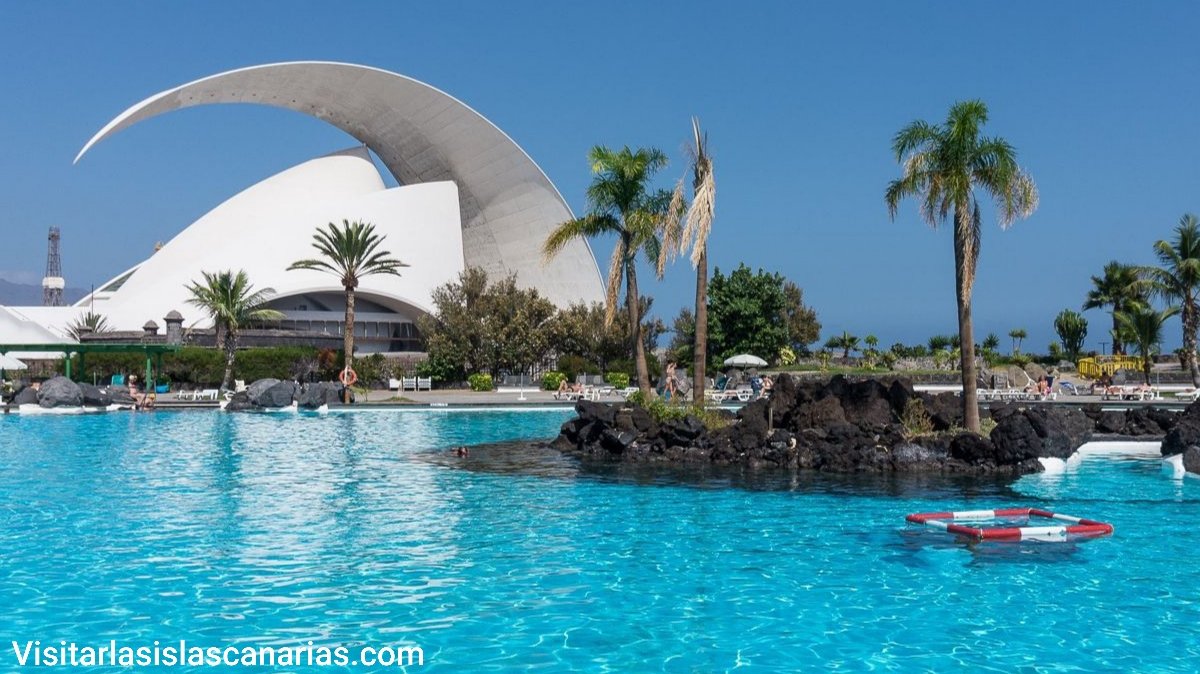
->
[723,354,767,369]
[0,353,27,370]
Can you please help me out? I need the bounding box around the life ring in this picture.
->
[339,367,358,387]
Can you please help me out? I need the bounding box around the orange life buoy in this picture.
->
[339,366,358,387]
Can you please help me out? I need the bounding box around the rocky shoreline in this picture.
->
[550,374,1192,477]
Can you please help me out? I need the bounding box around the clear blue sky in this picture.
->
[2,2,1198,354]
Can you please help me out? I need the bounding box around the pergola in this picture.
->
[0,343,181,386]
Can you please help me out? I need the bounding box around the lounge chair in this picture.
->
[417,376,432,391]
[402,376,417,391]
[234,379,248,393]
[388,377,402,391]
[1176,388,1200,402]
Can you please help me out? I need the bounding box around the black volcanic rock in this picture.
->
[551,374,1112,477]
[38,376,82,408]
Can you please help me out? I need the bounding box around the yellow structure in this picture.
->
[1076,355,1145,379]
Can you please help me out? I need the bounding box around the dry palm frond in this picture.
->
[684,159,715,266]
[656,178,686,278]
[603,240,626,327]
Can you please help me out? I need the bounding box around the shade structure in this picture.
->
[0,353,28,370]
[723,354,767,368]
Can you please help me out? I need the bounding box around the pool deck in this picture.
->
[145,385,1199,411]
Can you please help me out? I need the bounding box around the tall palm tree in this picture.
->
[185,269,284,390]
[288,220,408,401]
[885,100,1038,433]
[544,146,674,396]
[1116,305,1179,384]
[659,118,716,399]
[1144,214,1200,386]
[1083,260,1149,356]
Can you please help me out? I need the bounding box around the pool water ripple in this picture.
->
[2,411,1199,671]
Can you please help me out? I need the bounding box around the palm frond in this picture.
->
[603,240,626,327]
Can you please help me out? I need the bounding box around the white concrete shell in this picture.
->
[75,61,603,308]
[76,147,466,338]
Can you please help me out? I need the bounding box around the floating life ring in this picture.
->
[906,507,1113,541]
[339,366,358,387]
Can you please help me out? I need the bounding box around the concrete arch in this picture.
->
[75,61,603,308]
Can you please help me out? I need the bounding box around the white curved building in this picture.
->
[2,62,604,352]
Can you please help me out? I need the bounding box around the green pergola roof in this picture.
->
[0,343,180,355]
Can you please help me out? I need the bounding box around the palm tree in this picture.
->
[67,311,111,340]
[1144,214,1200,386]
[1116,305,1179,384]
[1008,328,1027,355]
[886,100,1038,433]
[185,270,284,390]
[659,118,715,399]
[288,220,408,401]
[1083,261,1149,356]
[824,331,860,360]
[544,146,674,396]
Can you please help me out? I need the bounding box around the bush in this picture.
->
[416,354,460,383]
[556,354,598,382]
[467,373,494,391]
[900,398,933,439]
[542,371,567,391]
[604,371,630,389]
[624,392,730,431]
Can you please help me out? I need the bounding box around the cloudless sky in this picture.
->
[2,2,1199,354]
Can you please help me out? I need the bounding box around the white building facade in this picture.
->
[2,62,604,353]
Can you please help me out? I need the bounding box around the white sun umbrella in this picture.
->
[0,353,28,370]
[723,354,767,369]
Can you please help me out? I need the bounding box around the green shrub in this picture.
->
[542,371,567,391]
[624,392,729,431]
[604,371,630,389]
[556,354,598,381]
[467,373,494,391]
[900,398,933,439]
[416,354,460,383]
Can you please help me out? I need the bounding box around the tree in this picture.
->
[544,146,674,396]
[419,268,556,379]
[1053,309,1088,361]
[1083,261,1148,356]
[668,308,696,365]
[927,334,954,353]
[1008,328,1027,355]
[659,118,715,400]
[1145,214,1200,386]
[783,281,821,352]
[707,264,790,366]
[67,311,110,340]
[1116,305,1179,384]
[824,331,860,360]
[886,100,1038,433]
[185,269,283,390]
[288,220,408,402]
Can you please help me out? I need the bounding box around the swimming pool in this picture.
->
[1,410,1197,671]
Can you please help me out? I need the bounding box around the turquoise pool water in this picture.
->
[1,409,1198,672]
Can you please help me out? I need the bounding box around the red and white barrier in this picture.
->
[906,507,1113,541]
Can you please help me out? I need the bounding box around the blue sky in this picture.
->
[2,2,1198,354]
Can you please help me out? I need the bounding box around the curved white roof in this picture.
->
[77,147,466,333]
[75,61,603,307]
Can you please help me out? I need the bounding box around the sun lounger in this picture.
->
[1176,389,1200,402]
[417,376,432,391]
[402,376,417,391]
[388,378,402,391]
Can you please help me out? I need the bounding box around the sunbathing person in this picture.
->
[555,379,583,399]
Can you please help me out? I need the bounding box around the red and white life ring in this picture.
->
[906,507,1113,541]
[339,367,358,387]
